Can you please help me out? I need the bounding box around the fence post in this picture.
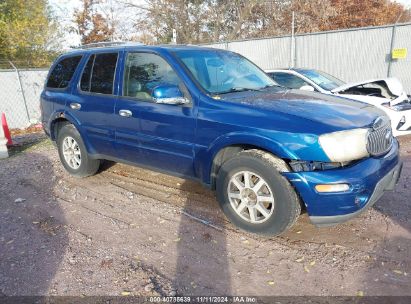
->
[387,12,404,77]
[290,11,295,68]
[387,24,397,77]
[8,61,31,124]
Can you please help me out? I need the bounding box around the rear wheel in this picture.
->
[57,124,100,177]
[216,149,301,236]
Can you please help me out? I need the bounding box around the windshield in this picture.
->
[298,69,345,91]
[173,49,276,94]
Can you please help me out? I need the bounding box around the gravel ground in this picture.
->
[0,133,410,297]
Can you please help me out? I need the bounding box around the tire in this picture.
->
[57,124,100,178]
[216,149,301,236]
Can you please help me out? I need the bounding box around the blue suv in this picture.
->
[41,43,402,235]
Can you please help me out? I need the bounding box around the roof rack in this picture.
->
[76,41,144,49]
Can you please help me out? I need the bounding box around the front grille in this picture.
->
[367,118,393,156]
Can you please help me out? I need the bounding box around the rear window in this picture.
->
[80,53,118,95]
[46,55,82,89]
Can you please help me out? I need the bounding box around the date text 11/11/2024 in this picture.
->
[148,296,257,303]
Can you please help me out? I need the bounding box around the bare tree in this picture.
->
[87,0,411,44]
[123,0,286,43]
[74,0,114,44]
[328,0,411,30]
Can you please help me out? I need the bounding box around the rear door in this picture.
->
[114,51,197,177]
[68,51,120,157]
[41,55,83,132]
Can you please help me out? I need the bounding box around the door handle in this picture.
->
[119,109,133,118]
[70,103,81,110]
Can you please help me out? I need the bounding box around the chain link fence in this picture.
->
[205,22,411,94]
[0,61,48,129]
[2,23,410,129]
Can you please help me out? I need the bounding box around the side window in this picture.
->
[270,73,310,90]
[80,52,118,95]
[80,54,95,91]
[123,52,180,100]
[46,55,82,89]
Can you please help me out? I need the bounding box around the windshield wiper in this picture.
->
[260,84,281,89]
[216,87,264,94]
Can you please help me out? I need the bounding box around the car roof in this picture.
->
[266,68,316,74]
[292,68,317,73]
[62,44,221,57]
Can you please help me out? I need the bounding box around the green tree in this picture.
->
[0,0,59,67]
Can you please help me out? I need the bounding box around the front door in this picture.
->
[114,51,197,177]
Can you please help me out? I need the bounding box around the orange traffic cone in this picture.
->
[1,113,12,145]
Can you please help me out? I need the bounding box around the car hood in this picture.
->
[331,77,409,106]
[218,87,385,130]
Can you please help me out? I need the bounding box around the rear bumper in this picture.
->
[283,139,401,226]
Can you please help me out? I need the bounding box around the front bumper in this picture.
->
[308,162,402,226]
[283,139,401,227]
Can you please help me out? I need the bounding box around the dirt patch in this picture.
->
[0,134,410,296]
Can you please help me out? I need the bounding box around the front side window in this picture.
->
[46,55,82,89]
[123,52,180,100]
[80,53,118,95]
[269,72,311,90]
[173,50,275,94]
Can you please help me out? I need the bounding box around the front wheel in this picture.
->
[57,124,100,178]
[216,149,301,236]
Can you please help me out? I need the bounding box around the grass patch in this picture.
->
[7,135,53,157]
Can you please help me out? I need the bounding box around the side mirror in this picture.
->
[152,84,190,105]
[299,85,315,92]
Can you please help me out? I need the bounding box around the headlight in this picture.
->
[383,101,411,111]
[397,116,406,130]
[319,128,369,162]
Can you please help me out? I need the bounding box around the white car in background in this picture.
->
[266,68,411,137]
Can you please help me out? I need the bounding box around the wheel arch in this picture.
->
[206,133,295,189]
[49,111,93,154]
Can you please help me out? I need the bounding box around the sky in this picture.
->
[49,0,82,47]
[48,0,411,48]
[49,0,143,48]
[399,0,411,6]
